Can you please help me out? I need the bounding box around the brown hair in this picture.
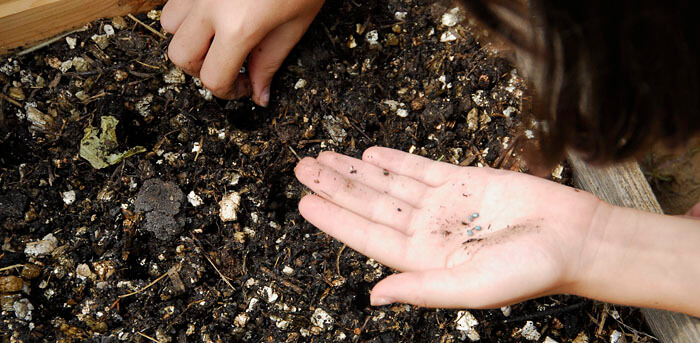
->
[458,0,700,168]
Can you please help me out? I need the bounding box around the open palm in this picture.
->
[295,147,603,308]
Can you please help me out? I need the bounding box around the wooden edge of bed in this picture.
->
[0,0,165,54]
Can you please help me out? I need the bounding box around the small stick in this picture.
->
[596,303,608,337]
[127,14,167,40]
[202,252,235,291]
[288,146,301,161]
[118,272,168,298]
[336,244,346,278]
[194,136,203,162]
[137,331,160,343]
[191,233,235,291]
[0,264,24,272]
[0,93,22,108]
[16,27,86,56]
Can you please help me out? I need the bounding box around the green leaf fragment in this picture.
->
[79,116,146,169]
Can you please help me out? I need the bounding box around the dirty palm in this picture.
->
[294,148,602,309]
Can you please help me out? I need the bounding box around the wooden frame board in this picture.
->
[0,0,165,54]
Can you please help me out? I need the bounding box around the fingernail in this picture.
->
[371,296,395,306]
[260,86,270,107]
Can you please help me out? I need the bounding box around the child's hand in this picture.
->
[161,0,324,105]
[294,147,604,308]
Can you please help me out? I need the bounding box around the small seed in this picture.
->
[467,230,474,236]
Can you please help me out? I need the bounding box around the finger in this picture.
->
[295,157,419,234]
[199,31,254,99]
[247,17,310,107]
[316,151,431,208]
[299,195,411,270]
[362,147,460,187]
[160,0,194,33]
[166,8,214,76]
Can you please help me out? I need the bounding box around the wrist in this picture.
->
[565,202,700,316]
[558,196,615,295]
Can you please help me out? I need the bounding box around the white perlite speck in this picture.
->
[294,79,307,89]
[219,192,241,222]
[543,337,560,343]
[311,308,334,330]
[187,191,203,207]
[503,106,517,118]
[76,263,95,281]
[455,310,480,341]
[366,30,379,45]
[164,67,185,84]
[382,99,408,118]
[13,299,34,321]
[520,321,541,341]
[62,190,76,205]
[610,330,623,343]
[103,24,115,36]
[440,31,457,42]
[24,234,58,257]
[500,306,512,317]
[66,37,77,49]
[259,285,279,303]
[441,8,460,27]
[234,313,249,327]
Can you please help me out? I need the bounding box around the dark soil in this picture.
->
[1,1,653,342]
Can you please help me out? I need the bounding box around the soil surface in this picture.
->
[2,1,653,342]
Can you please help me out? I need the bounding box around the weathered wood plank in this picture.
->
[0,0,165,54]
[569,154,700,343]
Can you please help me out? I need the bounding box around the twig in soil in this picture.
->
[502,301,589,324]
[15,27,87,56]
[191,233,236,291]
[118,272,168,298]
[0,93,23,108]
[596,303,609,337]
[127,14,167,40]
[352,315,372,343]
[607,306,658,341]
[0,264,24,272]
[134,60,162,70]
[136,331,160,343]
[203,250,236,291]
[344,116,373,141]
[336,244,346,278]
[288,146,302,161]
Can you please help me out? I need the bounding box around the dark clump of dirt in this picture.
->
[135,179,185,241]
[1,0,652,342]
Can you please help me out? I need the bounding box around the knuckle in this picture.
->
[200,74,232,99]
